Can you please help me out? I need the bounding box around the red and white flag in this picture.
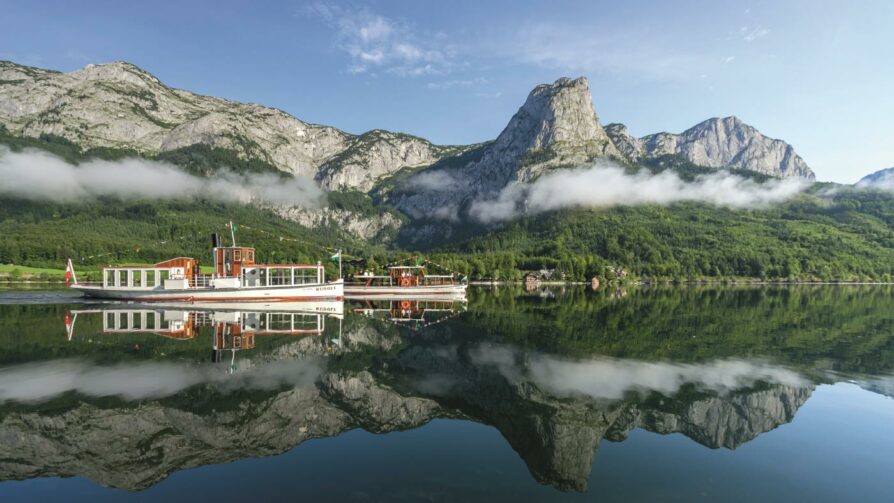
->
[64,259,76,285]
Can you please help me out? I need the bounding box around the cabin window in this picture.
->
[234,250,242,261]
[118,312,128,330]
[247,250,254,262]
[268,313,294,331]
[269,268,291,286]
[120,270,130,287]
[294,268,316,285]
[106,270,115,287]
[160,270,170,283]
[146,311,157,329]
[133,271,143,288]
[146,271,157,288]
[106,312,115,329]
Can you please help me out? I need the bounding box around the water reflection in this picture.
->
[0,287,892,494]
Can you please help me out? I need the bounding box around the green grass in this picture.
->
[0,264,65,275]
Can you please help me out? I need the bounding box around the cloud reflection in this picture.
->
[0,358,322,403]
[470,343,807,401]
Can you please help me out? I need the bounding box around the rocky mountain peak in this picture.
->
[76,61,162,87]
[493,76,619,169]
[606,116,815,179]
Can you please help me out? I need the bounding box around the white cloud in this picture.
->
[306,2,456,77]
[405,169,462,191]
[0,148,323,207]
[427,77,488,90]
[741,25,769,42]
[494,22,702,81]
[466,160,808,223]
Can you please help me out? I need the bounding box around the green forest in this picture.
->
[4,132,894,282]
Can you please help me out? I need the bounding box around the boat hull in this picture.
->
[344,283,467,297]
[72,280,343,302]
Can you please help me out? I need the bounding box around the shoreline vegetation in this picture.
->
[3,263,893,288]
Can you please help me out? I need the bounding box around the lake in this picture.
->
[0,286,892,501]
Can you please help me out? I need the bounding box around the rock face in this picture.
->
[0,60,448,188]
[1,58,819,233]
[483,76,620,183]
[273,205,403,241]
[392,77,621,219]
[605,117,815,179]
[856,167,894,189]
[315,130,456,192]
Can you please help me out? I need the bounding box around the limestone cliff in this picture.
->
[605,117,815,179]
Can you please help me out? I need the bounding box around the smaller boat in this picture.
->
[67,233,343,301]
[344,265,467,297]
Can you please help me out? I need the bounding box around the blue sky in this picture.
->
[1,0,891,182]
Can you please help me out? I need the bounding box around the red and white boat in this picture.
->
[68,234,343,301]
[344,265,467,297]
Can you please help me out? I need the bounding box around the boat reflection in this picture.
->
[65,301,345,372]
[348,297,467,329]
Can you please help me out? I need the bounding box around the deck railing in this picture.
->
[189,275,213,288]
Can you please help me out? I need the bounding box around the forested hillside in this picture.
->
[427,188,894,282]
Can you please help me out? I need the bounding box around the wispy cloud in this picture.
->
[426,77,487,90]
[740,25,769,42]
[305,2,457,77]
[465,160,808,223]
[0,148,323,207]
[494,22,701,81]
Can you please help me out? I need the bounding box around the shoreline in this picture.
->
[469,280,894,286]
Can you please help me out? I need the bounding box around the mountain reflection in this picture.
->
[0,287,892,493]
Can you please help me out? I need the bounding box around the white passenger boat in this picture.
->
[67,233,343,301]
[344,265,467,297]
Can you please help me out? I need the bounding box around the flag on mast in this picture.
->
[331,250,342,279]
[225,221,237,246]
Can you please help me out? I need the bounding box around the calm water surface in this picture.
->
[0,286,892,502]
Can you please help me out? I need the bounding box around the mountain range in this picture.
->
[0,61,815,196]
[1,59,893,281]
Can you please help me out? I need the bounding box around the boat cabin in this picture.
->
[98,248,326,292]
[350,265,457,287]
[102,257,199,290]
[213,245,325,289]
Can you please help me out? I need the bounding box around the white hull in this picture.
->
[121,300,345,317]
[73,279,343,302]
[344,283,467,297]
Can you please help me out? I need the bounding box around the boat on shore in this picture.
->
[344,265,467,297]
[67,233,343,301]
